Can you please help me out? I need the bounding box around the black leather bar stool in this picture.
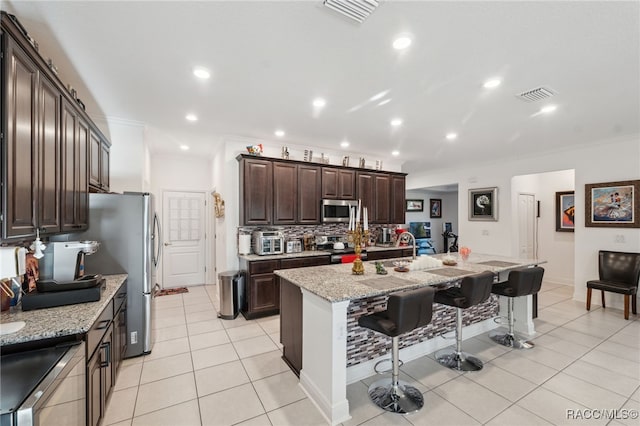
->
[358,286,435,414]
[434,271,495,372]
[489,267,545,349]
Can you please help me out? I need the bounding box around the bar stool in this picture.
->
[358,286,435,414]
[489,266,545,349]
[434,271,495,372]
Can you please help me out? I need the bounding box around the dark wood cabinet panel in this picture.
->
[390,176,406,225]
[356,172,375,221]
[273,162,297,224]
[89,131,101,187]
[3,36,38,238]
[60,101,88,232]
[87,347,103,426]
[321,168,355,200]
[280,278,303,375]
[240,158,273,225]
[373,174,391,224]
[37,75,61,234]
[367,249,413,261]
[100,141,110,191]
[298,165,321,224]
[280,256,330,269]
[248,273,280,315]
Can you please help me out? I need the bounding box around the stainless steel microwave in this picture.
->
[321,199,357,223]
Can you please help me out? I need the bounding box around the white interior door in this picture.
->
[162,191,206,287]
[518,193,536,258]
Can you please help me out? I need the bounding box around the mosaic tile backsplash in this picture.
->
[346,293,499,367]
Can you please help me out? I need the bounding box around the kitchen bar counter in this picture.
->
[275,253,542,302]
[0,274,127,346]
[238,244,409,262]
[275,254,545,425]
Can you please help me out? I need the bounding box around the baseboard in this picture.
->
[299,370,351,426]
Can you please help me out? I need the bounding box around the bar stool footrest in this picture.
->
[368,379,424,414]
[489,329,535,349]
[435,348,484,371]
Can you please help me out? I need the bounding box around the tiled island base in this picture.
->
[346,294,499,367]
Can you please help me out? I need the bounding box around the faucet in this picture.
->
[396,231,416,260]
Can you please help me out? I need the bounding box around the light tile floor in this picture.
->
[104,282,639,426]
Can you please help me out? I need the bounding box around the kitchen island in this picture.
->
[274,254,544,425]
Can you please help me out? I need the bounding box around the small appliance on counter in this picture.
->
[252,230,284,255]
[39,241,100,282]
[285,239,303,254]
[377,227,394,246]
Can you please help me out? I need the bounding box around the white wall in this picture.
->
[406,137,640,310]
[94,117,147,193]
[405,190,459,253]
[512,170,575,285]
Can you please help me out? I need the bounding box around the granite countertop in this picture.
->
[238,245,409,261]
[0,274,127,346]
[274,253,545,303]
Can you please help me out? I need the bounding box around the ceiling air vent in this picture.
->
[323,0,380,23]
[516,86,556,102]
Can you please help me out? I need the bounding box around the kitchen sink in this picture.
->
[380,258,413,267]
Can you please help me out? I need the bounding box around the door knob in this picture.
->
[164,242,172,246]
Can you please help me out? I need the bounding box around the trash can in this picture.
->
[218,270,245,320]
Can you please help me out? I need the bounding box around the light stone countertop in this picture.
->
[0,274,127,346]
[238,244,409,262]
[274,253,546,303]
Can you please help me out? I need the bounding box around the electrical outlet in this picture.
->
[482,230,489,236]
[130,331,138,345]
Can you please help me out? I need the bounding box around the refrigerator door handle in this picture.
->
[152,213,162,268]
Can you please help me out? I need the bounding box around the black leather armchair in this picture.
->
[586,250,640,320]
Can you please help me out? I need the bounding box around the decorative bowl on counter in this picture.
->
[393,260,411,272]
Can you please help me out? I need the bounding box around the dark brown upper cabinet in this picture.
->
[60,100,88,232]
[273,161,297,224]
[321,167,355,200]
[297,164,321,224]
[240,157,273,225]
[357,171,406,224]
[390,175,406,224]
[89,130,110,193]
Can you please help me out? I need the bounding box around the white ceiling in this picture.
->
[5,1,639,174]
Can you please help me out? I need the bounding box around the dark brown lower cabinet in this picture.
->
[366,248,414,261]
[87,323,113,426]
[280,278,303,375]
[242,255,330,320]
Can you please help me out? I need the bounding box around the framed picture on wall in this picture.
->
[555,191,575,232]
[585,180,639,228]
[469,187,498,221]
[406,199,424,212]
[429,199,442,218]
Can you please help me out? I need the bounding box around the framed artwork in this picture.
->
[585,180,639,228]
[469,187,498,221]
[555,191,575,232]
[429,199,442,218]
[406,199,424,212]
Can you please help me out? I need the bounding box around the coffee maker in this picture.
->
[40,241,100,283]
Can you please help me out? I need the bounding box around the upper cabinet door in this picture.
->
[37,74,61,234]
[100,141,110,191]
[240,158,273,225]
[321,168,355,200]
[390,176,406,225]
[273,162,297,225]
[89,130,101,187]
[3,37,38,238]
[373,174,391,224]
[356,172,375,220]
[298,165,321,224]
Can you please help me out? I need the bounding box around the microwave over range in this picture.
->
[321,199,357,223]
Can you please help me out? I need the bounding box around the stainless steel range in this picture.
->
[315,235,367,264]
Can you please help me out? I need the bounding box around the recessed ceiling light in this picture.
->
[392,36,412,50]
[391,150,400,156]
[540,105,557,114]
[390,118,403,127]
[274,129,285,137]
[446,133,458,140]
[185,114,198,122]
[340,140,350,148]
[312,98,326,108]
[193,67,211,79]
[483,79,501,89]
[180,145,189,151]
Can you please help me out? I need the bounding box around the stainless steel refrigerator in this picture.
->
[74,192,161,358]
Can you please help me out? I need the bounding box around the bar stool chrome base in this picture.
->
[489,329,535,349]
[435,348,484,371]
[368,379,424,414]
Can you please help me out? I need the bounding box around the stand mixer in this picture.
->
[39,241,100,283]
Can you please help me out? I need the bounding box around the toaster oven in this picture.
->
[252,231,284,255]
